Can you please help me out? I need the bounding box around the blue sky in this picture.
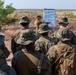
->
[4,0,76,9]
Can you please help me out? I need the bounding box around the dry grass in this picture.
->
[2,10,76,66]
[11,10,76,20]
[2,10,76,40]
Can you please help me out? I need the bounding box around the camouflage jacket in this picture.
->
[0,43,10,58]
[52,27,75,45]
[35,36,56,55]
[12,48,51,75]
[11,29,24,54]
[11,29,36,54]
[51,27,66,42]
[0,32,10,58]
[47,41,76,75]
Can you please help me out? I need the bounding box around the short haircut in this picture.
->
[37,15,42,18]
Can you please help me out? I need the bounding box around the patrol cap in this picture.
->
[16,29,37,45]
[38,23,51,34]
[20,16,30,24]
[56,28,73,41]
[59,17,69,24]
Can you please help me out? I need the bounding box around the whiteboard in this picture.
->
[43,9,56,27]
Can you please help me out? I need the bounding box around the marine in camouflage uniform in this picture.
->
[0,32,10,58]
[52,17,75,44]
[0,50,17,75]
[35,23,56,55]
[47,28,76,75]
[11,16,31,54]
[12,29,52,75]
[34,15,42,35]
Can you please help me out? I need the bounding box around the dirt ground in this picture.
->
[4,30,15,66]
[6,41,13,66]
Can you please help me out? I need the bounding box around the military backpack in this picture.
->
[54,44,76,75]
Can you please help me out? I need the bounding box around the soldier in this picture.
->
[12,29,51,75]
[0,32,10,58]
[47,28,76,75]
[35,23,56,55]
[11,16,31,54]
[52,17,74,44]
[0,50,17,75]
[34,15,42,35]
[52,17,69,41]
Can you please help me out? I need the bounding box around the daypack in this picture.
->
[22,49,51,75]
[54,44,76,75]
[11,29,22,54]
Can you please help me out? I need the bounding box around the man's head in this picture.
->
[58,17,69,28]
[36,15,42,21]
[16,29,37,49]
[20,16,30,29]
[38,23,51,35]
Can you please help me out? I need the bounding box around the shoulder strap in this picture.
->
[14,30,22,42]
[12,29,21,39]
[22,49,39,66]
[54,45,64,63]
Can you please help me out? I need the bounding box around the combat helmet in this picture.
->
[38,23,51,34]
[59,17,69,24]
[16,29,37,45]
[20,16,30,24]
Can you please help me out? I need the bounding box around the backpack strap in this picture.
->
[22,49,43,74]
[22,49,39,66]
[53,45,65,74]
[54,45,64,63]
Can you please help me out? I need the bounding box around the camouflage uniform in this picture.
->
[0,50,17,75]
[11,16,30,54]
[35,23,56,55]
[0,32,10,58]
[47,28,76,75]
[12,29,52,75]
[51,17,68,40]
[52,17,75,44]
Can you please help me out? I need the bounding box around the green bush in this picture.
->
[0,0,17,27]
